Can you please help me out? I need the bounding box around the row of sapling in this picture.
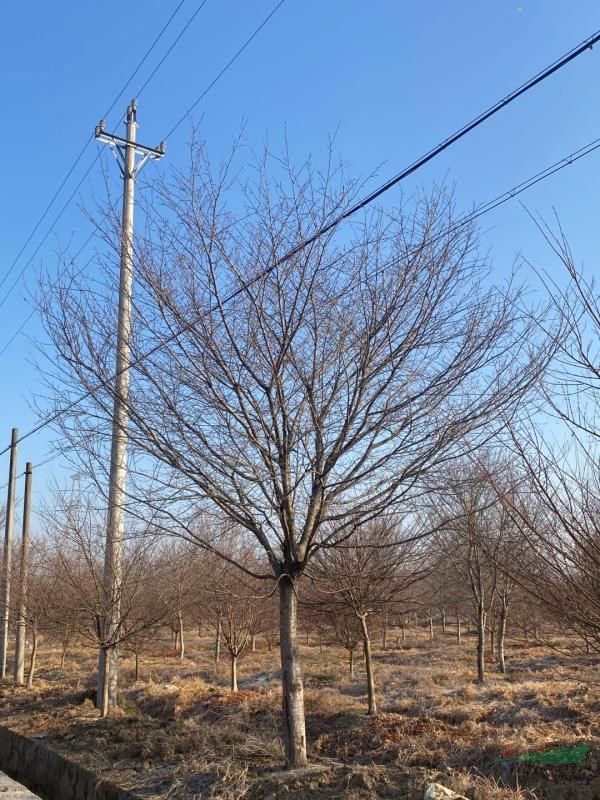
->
[37,136,557,767]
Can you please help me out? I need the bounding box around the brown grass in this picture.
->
[1,626,599,799]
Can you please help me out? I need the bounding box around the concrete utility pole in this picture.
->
[14,462,32,685]
[0,428,18,679]
[94,101,164,713]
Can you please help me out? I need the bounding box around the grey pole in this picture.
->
[0,428,18,679]
[14,462,32,685]
[94,101,164,712]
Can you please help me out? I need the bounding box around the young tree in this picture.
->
[39,141,551,765]
[310,519,427,714]
[433,469,504,683]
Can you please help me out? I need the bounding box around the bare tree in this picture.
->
[433,468,505,683]
[39,139,551,765]
[41,486,171,713]
[310,519,427,714]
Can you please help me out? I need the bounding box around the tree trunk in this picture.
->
[26,625,38,689]
[100,646,110,717]
[477,606,486,683]
[441,607,447,633]
[402,624,406,642]
[231,652,238,692]
[456,611,462,646]
[279,576,307,768]
[382,613,388,650]
[178,610,185,662]
[214,617,221,665]
[359,615,377,716]
[97,646,106,711]
[306,631,309,646]
[135,646,140,682]
[60,639,67,670]
[349,648,354,678]
[107,645,119,708]
[490,624,495,658]
[252,633,256,652]
[429,614,434,640]
[498,603,507,674]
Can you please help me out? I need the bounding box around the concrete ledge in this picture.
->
[0,726,141,800]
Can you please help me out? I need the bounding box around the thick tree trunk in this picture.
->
[231,653,238,692]
[178,610,185,662]
[97,646,106,710]
[359,615,377,716]
[498,605,507,674]
[26,626,38,689]
[101,647,110,717]
[477,606,486,683]
[107,645,119,708]
[279,576,307,768]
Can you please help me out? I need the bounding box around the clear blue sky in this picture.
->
[1,0,599,515]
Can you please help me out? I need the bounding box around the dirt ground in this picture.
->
[1,627,599,799]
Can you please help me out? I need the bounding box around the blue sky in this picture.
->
[1,0,599,515]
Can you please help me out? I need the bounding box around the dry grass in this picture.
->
[1,626,599,799]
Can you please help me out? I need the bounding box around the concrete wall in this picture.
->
[0,726,141,800]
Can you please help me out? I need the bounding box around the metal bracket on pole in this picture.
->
[95,101,165,180]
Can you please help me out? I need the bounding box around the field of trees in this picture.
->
[1,143,600,799]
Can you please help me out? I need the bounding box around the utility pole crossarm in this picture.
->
[95,99,165,179]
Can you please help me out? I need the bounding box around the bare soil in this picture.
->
[1,628,599,799]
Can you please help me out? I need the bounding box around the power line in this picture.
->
[2,132,598,459]
[136,1,209,99]
[3,24,600,452]
[0,0,190,301]
[163,0,288,140]
[0,227,102,358]
[0,308,36,359]
[268,27,600,264]
[0,0,286,350]
[0,152,102,310]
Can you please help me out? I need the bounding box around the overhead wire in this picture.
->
[0,0,206,338]
[2,23,600,457]
[163,0,288,140]
[0,0,285,356]
[2,131,598,461]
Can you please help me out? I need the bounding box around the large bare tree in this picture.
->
[39,139,552,766]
